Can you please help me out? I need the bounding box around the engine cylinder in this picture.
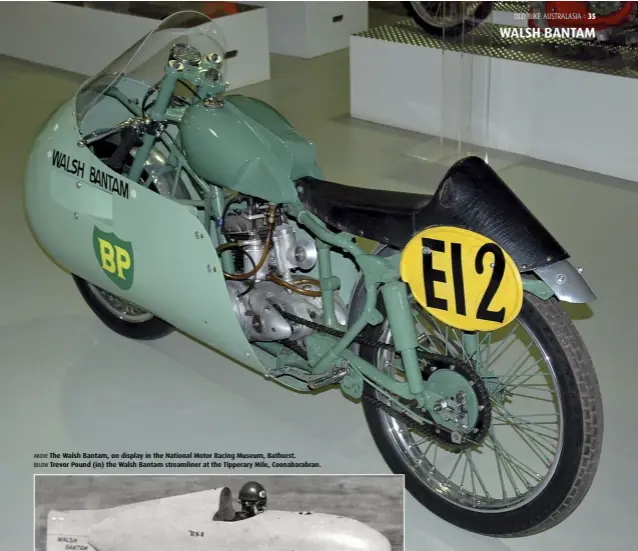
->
[271,223,317,280]
[241,239,271,282]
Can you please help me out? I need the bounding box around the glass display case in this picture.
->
[353,1,638,177]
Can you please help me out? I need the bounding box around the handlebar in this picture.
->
[78,45,227,148]
[77,116,153,147]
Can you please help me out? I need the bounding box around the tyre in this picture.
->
[72,135,174,341]
[361,289,603,537]
[73,275,173,340]
[404,1,493,37]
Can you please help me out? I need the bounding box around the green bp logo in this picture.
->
[92,226,135,290]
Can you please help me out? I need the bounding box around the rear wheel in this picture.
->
[405,1,493,36]
[361,290,603,537]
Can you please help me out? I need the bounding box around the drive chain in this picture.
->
[276,307,491,450]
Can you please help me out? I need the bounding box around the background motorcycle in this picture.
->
[403,1,494,35]
[25,11,603,538]
[406,1,638,43]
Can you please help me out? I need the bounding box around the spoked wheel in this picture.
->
[73,276,173,340]
[404,1,493,37]
[361,291,603,537]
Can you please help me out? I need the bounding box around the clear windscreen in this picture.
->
[74,10,226,126]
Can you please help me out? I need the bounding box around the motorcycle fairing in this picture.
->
[46,489,228,551]
[298,156,569,272]
[25,100,264,374]
[45,488,391,551]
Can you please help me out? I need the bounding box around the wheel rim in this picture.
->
[375,303,565,512]
[410,2,481,29]
[88,283,154,323]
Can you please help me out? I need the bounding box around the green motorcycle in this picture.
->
[25,11,603,537]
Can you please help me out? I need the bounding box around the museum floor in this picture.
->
[2,10,638,551]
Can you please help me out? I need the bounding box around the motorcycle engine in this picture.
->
[222,198,347,342]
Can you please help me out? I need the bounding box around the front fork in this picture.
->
[127,71,180,183]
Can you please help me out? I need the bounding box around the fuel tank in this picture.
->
[180,94,321,204]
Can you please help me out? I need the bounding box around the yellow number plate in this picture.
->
[400,226,524,332]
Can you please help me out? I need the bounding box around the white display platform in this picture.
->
[0,2,270,90]
[351,31,638,183]
[239,1,368,58]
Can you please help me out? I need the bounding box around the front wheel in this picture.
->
[73,276,173,340]
[361,291,603,537]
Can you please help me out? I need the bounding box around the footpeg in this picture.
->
[307,366,348,389]
[267,365,348,389]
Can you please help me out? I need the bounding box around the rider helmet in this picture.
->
[238,481,267,515]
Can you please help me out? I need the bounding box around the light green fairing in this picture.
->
[24,96,359,386]
[25,100,264,374]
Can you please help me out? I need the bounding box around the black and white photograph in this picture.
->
[35,474,404,551]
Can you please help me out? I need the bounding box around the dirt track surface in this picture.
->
[35,475,404,551]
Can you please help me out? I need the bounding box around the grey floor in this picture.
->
[2,5,638,551]
[34,475,403,551]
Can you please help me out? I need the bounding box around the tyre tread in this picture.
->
[510,294,603,537]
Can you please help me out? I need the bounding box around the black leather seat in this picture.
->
[297,178,432,214]
[296,156,569,271]
[295,178,433,245]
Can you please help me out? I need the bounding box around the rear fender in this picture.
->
[419,156,569,272]
[418,156,596,303]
